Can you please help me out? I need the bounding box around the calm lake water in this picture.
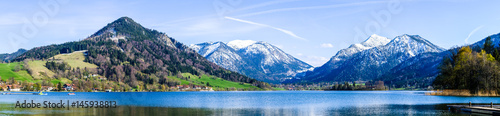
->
[0,91,498,115]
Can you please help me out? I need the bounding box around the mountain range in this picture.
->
[0,49,27,62]
[378,33,500,88]
[5,16,500,89]
[187,34,450,88]
[190,40,312,83]
[11,17,271,91]
[297,34,446,87]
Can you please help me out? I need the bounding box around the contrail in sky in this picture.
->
[231,0,300,13]
[234,1,386,18]
[465,25,484,44]
[224,16,307,41]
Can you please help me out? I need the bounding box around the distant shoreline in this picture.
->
[426,90,500,96]
[1,90,414,93]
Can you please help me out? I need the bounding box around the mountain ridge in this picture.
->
[11,16,271,91]
[190,40,312,83]
[300,34,445,83]
[0,49,27,62]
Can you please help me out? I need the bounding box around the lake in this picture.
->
[0,91,498,115]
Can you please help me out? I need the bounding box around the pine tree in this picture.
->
[353,81,357,88]
[57,82,63,91]
[484,36,494,54]
[494,49,500,61]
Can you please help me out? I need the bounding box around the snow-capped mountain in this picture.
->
[377,52,445,88]
[302,34,390,79]
[471,33,500,48]
[332,34,390,62]
[190,40,312,83]
[227,40,258,49]
[378,33,500,88]
[301,34,445,82]
[190,42,245,72]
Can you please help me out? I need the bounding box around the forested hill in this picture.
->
[12,17,271,90]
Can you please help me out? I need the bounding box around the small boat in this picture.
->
[68,93,76,95]
[37,91,47,95]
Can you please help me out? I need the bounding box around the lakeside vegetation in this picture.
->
[271,81,388,91]
[0,48,264,92]
[433,37,500,95]
[426,89,499,96]
[0,56,262,92]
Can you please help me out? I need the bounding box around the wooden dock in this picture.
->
[448,103,500,115]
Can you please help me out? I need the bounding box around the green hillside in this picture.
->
[0,51,262,91]
[1,50,263,91]
[26,60,54,79]
[180,73,260,90]
[0,61,71,85]
[0,62,33,82]
[50,50,98,69]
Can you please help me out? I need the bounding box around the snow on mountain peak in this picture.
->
[189,44,201,51]
[393,34,426,42]
[190,41,225,57]
[362,34,391,47]
[390,34,445,52]
[306,34,446,83]
[189,40,313,83]
[227,40,257,49]
[241,41,295,65]
[329,34,390,62]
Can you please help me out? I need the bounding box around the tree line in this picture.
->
[434,37,500,94]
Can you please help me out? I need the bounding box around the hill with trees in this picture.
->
[5,17,271,91]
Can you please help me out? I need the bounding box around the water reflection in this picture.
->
[0,104,475,116]
[0,91,494,115]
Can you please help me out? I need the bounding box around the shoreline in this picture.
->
[426,90,500,97]
[0,90,433,93]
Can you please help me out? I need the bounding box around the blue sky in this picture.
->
[1,0,500,66]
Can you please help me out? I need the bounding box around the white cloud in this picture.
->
[224,16,307,41]
[295,54,329,67]
[305,55,329,67]
[320,43,334,48]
